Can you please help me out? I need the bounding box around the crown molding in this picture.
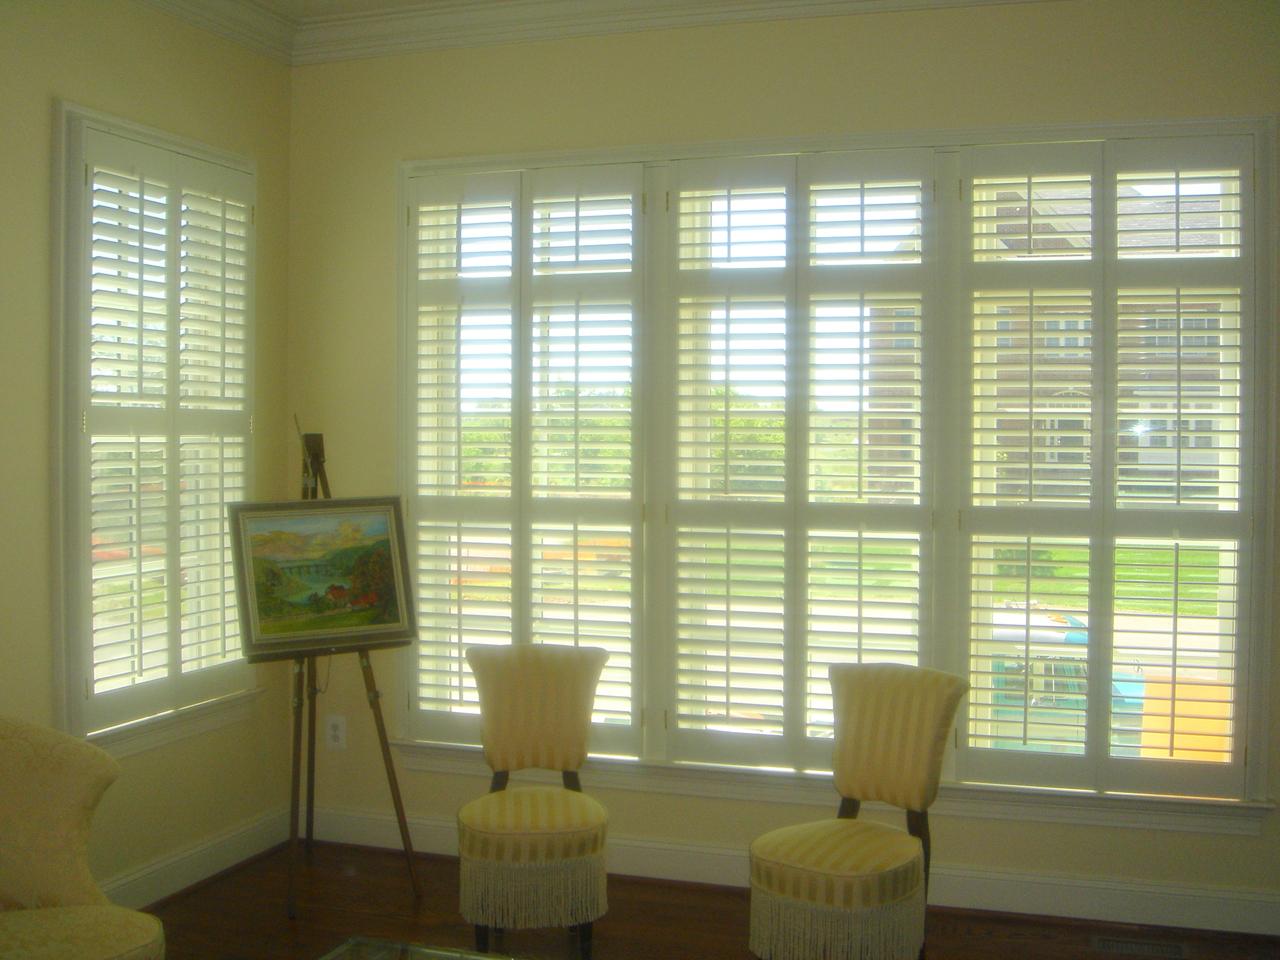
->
[139,0,296,63]
[290,0,1045,65]
[139,0,1053,66]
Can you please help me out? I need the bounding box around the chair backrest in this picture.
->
[0,717,119,910]
[466,644,608,774]
[829,663,967,812]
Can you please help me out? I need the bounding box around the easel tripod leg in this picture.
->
[358,651,422,902]
[305,655,318,849]
[286,658,306,918]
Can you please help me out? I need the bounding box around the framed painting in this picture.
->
[229,496,417,663]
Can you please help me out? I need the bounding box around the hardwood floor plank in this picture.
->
[148,843,1277,960]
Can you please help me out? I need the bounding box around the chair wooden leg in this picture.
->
[573,922,593,960]
[474,925,489,953]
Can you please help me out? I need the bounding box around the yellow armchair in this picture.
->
[0,717,165,959]
[748,664,967,960]
[457,644,609,958]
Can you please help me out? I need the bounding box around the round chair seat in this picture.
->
[750,818,922,910]
[458,786,607,863]
[0,904,164,960]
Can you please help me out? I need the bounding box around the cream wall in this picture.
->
[288,0,1280,908]
[0,0,294,882]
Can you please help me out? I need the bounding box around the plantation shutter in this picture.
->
[409,170,520,745]
[794,149,931,765]
[407,165,642,754]
[957,136,1254,798]
[1101,135,1253,800]
[957,141,1103,790]
[400,129,1264,801]
[68,119,253,734]
[664,150,933,768]
[526,164,642,754]
[667,155,794,768]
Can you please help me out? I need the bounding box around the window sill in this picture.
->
[88,687,264,760]
[392,738,1273,837]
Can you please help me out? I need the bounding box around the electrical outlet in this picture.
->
[325,714,347,750]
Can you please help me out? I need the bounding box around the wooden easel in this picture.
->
[286,428,421,917]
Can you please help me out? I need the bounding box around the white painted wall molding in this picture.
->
[314,807,1280,937]
[140,0,1055,66]
[393,740,1271,837]
[100,807,290,909]
[89,687,264,760]
[289,0,1048,64]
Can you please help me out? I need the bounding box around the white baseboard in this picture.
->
[100,807,290,909]
[314,807,1280,937]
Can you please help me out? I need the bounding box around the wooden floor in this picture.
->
[150,843,1275,960]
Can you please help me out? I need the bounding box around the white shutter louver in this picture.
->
[972,174,1092,261]
[1116,289,1241,510]
[417,199,514,280]
[679,186,787,270]
[90,168,168,407]
[972,290,1094,505]
[179,437,245,671]
[531,525,633,726]
[178,190,248,411]
[531,303,632,498]
[967,536,1091,756]
[532,193,632,274]
[89,436,169,693]
[1111,539,1237,764]
[675,527,786,745]
[677,298,787,501]
[415,522,513,715]
[808,179,922,265]
[1116,169,1241,259]
[415,305,514,496]
[808,294,922,503]
[805,531,920,739]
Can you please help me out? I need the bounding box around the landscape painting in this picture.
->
[229,497,416,662]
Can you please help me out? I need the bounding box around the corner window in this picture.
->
[60,108,255,734]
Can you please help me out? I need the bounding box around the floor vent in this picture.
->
[1091,937,1189,958]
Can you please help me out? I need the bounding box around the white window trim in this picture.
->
[87,686,265,759]
[55,102,257,738]
[395,116,1275,805]
[391,737,1272,836]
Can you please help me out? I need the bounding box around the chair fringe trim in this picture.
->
[748,881,925,960]
[460,853,607,929]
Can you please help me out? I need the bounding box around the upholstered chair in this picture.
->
[748,664,967,960]
[0,716,165,959]
[457,644,610,958]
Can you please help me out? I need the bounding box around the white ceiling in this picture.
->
[144,0,1049,65]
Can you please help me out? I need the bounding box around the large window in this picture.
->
[401,127,1266,801]
[61,108,254,735]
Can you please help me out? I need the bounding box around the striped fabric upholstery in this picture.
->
[750,819,921,909]
[830,664,968,811]
[458,645,611,933]
[458,786,607,863]
[747,665,966,960]
[466,645,608,773]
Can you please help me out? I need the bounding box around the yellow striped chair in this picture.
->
[458,644,609,958]
[749,664,967,960]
